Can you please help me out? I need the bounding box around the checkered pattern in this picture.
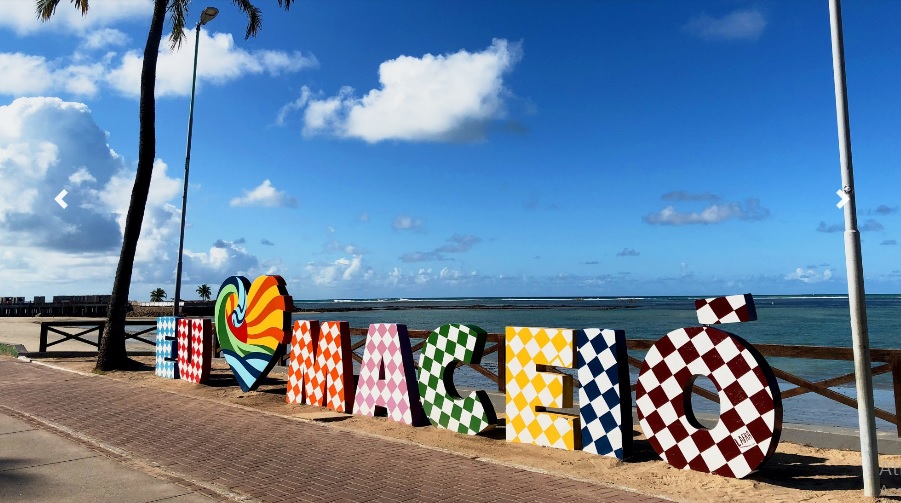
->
[154,316,179,379]
[353,323,425,426]
[577,328,631,459]
[176,318,212,384]
[695,294,757,325]
[304,321,355,413]
[286,320,320,404]
[505,326,579,451]
[417,324,496,434]
[635,326,782,478]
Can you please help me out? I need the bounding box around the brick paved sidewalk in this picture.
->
[0,359,670,503]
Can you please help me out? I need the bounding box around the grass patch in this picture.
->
[0,343,19,357]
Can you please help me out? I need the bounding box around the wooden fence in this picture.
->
[40,320,901,436]
[38,321,157,352]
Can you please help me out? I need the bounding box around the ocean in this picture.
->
[291,294,901,432]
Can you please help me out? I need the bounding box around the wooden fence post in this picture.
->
[892,356,901,438]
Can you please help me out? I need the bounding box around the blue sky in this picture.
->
[0,0,899,300]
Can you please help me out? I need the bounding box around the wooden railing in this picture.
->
[38,321,156,352]
[40,320,901,436]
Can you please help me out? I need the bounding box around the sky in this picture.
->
[0,0,899,301]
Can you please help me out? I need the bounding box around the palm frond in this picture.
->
[167,0,189,50]
[276,0,296,11]
[36,0,89,20]
[231,0,263,39]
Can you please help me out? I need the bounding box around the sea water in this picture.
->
[292,295,901,431]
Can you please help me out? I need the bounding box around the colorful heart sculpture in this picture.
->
[215,275,293,392]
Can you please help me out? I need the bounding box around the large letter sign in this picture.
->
[155,316,179,379]
[215,275,293,392]
[287,320,355,413]
[353,323,425,425]
[578,328,632,459]
[418,324,497,435]
[177,318,213,384]
[505,327,579,450]
[635,295,781,478]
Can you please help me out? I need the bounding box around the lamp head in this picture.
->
[199,7,219,25]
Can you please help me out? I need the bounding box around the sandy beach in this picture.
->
[3,317,901,502]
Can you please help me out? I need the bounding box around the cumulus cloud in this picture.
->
[0,53,104,97]
[229,179,297,208]
[181,239,261,284]
[305,255,372,287]
[400,234,482,263]
[617,248,640,257]
[683,9,767,41]
[817,221,843,233]
[785,267,834,284]
[107,28,318,98]
[393,215,425,232]
[0,96,188,294]
[881,240,897,246]
[282,39,522,143]
[0,1,151,36]
[1,27,315,99]
[645,198,769,225]
[261,238,275,246]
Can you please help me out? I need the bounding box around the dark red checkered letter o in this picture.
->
[635,326,782,478]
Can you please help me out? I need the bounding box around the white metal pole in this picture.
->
[827,0,879,496]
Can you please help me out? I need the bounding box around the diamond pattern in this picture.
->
[353,323,425,425]
[286,320,319,404]
[155,316,178,379]
[577,328,631,459]
[177,318,212,384]
[635,326,782,478]
[505,327,579,451]
[302,321,355,413]
[417,324,496,435]
[695,294,757,325]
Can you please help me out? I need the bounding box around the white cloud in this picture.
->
[683,9,767,42]
[107,28,318,98]
[287,39,522,142]
[305,255,369,287]
[80,28,130,50]
[0,1,151,36]
[0,53,104,97]
[0,96,185,294]
[229,179,297,208]
[785,267,834,284]
[1,27,315,99]
[645,198,769,225]
[393,215,424,231]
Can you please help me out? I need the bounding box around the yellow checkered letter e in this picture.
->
[505,327,580,450]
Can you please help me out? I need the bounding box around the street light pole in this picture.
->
[827,0,879,496]
[173,7,219,317]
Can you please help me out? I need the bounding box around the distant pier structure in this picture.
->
[1,295,111,317]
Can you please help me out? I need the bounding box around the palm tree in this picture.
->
[196,284,212,301]
[150,288,168,302]
[38,0,297,371]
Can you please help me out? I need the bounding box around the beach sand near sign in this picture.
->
[3,317,901,502]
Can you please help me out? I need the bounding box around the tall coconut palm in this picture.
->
[196,283,212,301]
[150,288,168,302]
[37,0,296,371]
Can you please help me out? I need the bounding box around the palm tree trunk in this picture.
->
[96,0,168,371]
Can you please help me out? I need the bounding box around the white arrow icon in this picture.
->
[836,189,849,209]
[55,189,68,209]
